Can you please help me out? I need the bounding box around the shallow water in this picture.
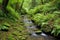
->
[23,15,56,40]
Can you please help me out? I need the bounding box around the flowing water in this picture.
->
[23,15,56,40]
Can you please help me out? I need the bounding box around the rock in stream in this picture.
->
[23,15,56,40]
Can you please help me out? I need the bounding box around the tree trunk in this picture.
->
[2,0,9,8]
[2,0,9,15]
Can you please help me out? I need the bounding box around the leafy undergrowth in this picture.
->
[32,13,60,36]
[0,0,60,40]
[25,0,60,37]
[0,17,28,40]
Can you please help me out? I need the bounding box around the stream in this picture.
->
[23,15,56,40]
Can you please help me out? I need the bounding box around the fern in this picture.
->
[7,5,20,19]
[0,22,10,31]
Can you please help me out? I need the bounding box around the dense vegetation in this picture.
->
[0,0,60,40]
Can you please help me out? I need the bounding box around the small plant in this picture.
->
[7,34,15,40]
[32,13,60,36]
[0,22,10,31]
[51,18,60,36]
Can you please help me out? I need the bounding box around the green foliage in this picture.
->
[23,0,32,10]
[0,0,2,4]
[8,34,15,40]
[28,0,60,36]
[0,10,6,17]
[32,14,45,25]
[51,18,60,36]
[32,14,56,25]
[53,11,60,17]
[9,0,21,4]
[27,3,57,16]
[7,5,20,19]
[32,13,60,36]
[0,22,10,31]
[0,0,60,39]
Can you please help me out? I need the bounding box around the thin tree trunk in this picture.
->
[2,0,9,14]
[2,0,9,9]
[20,0,24,11]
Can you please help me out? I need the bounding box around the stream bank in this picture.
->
[23,15,56,40]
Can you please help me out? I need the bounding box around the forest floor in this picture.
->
[0,15,56,40]
[0,16,28,40]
